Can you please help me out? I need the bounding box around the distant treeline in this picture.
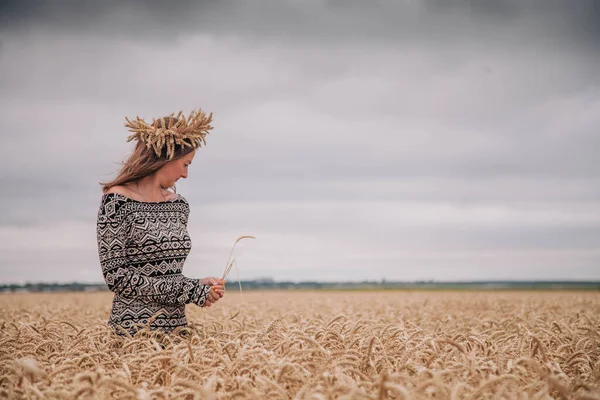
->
[1,280,599,293]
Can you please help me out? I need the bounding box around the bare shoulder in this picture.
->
[162,188,179,201]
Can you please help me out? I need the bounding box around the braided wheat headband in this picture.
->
[124,109,213,160]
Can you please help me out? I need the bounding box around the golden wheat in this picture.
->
[125,109,214,160]
[0,291,598,399]
[222,236,255,280]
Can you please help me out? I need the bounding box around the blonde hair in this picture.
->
[100,117,195,193]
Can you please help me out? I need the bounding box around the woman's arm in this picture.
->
[96,195,212,306]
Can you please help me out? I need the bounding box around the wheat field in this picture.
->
[1,290,598,399]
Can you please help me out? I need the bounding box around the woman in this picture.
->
[97,109,224,336]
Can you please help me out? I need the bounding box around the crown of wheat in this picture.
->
[124,109,214,160]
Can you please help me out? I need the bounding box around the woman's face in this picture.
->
[158,149,196,188]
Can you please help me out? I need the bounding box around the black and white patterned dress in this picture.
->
[96,192,211,335]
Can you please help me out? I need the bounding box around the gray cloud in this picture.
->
[0,0,598,283]
[2,1,599,49]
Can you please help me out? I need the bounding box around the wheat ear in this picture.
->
[222,236,255,279]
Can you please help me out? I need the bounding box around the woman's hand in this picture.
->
[200,277,226,298]
[204,287,221,307]
[200,277,226,307]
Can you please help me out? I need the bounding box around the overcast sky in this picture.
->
[0,0,599,284]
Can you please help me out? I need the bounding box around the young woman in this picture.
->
[97,110,224,336]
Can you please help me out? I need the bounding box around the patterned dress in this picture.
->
[96,192,211,335]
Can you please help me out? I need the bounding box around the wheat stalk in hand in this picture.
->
[222,236,255,279]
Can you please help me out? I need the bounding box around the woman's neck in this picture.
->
[135,175,167,201]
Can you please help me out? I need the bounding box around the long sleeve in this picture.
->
[96,195,212,307]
